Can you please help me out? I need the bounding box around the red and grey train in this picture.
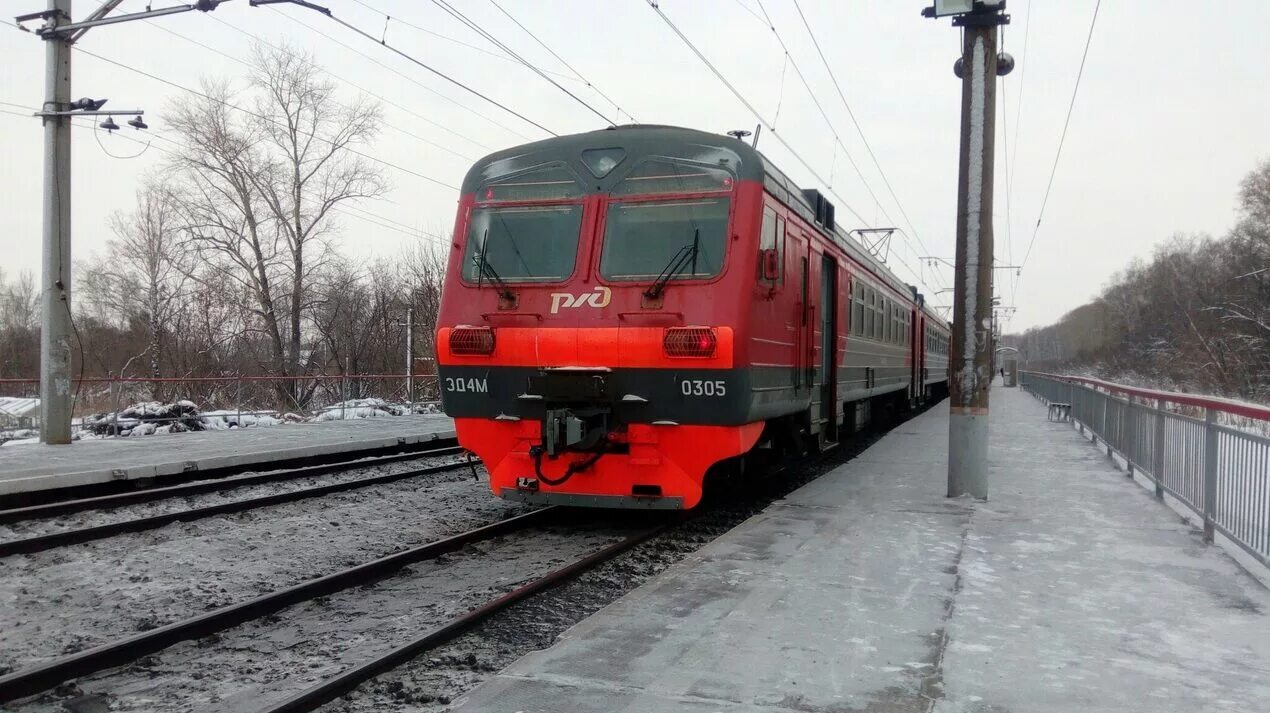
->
[436,125,950,509]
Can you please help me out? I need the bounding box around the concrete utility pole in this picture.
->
[39,0,74,444]
[405,308,414,404]
[923,0,1011,499]
[18,0,224,443]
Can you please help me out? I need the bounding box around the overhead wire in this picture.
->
[1008,0,1033,199]
[755,0,947,293]
[69,46,460,191]
[174,16,486,158]
[788,0,940,269]
[264,2,557,137]
[486,0,636,123]
[1017,0,1102,275]
[0,110,449,246]
[424,0,616,126]
[261,5,536,142]
[999,28,1018,309]
[753,1,886,224]
[345,0,581,83]
[642,2,864,222]
[642,1,939,296]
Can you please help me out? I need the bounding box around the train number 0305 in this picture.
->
[680,379,726,397]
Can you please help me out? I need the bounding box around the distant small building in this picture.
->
[0,397,40,430]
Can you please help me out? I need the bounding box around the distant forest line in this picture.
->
[1007,159,1270,404]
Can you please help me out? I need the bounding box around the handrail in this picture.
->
[1022,371,1270,421]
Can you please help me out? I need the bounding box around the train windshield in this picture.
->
[462,205,583,283]
[600,198,729,281]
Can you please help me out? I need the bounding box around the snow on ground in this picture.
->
[0,460,526,677]
[0,399,444,446]
[312,398,442,422]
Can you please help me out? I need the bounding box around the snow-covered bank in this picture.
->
[0,398,443,446]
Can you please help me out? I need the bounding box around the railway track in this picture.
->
[258,524,667,713]
[0,450,474,557]
[0,444,465,524]
[0,508,561,705]
[1,406,928,710]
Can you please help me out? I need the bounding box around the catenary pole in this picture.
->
[925,1,1011,499]
[39,0,74,444]
[405,308,414,405]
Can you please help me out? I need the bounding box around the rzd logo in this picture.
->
[549,286,611,314]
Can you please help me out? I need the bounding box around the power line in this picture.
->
[261,5,532,143]
[346,0,581,83]
[70,46,460,190]
[788,0,937,263]
[486,0,636,123]
[999,36,1017,304]
[424,0,615,126]
[751,0,944,293]
[1018,0,1102,272]
[642,2,864,224]
[0,110,449,247]
[92,124,446,244]
[643,1,941,295]
[642,1,940,296]
[1008,0,1034,199]
[148,18,479,162]
[752,1,885,224]
[205,13,495,151]
[265,2,557,137]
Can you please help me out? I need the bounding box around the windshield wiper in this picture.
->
[473,230,516,301]
[645,228,701,300]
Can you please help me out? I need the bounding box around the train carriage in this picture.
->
[437,125,949,509]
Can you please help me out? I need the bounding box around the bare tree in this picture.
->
[80,180,190,395]
[0,269,39,379]
[165,43,387,408]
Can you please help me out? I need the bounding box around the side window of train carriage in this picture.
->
[464,162,585,283]
[852,280,865,337]
[882,297,890,343]
[757,206,785,287]
[864,286,875,339]
[601,159,734,282]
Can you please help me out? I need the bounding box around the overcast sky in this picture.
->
[2,0,1267,331]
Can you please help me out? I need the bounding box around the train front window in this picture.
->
[462,205,582,283]
[600,198,729,281]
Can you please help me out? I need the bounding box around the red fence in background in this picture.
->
[1023,371,1270,423]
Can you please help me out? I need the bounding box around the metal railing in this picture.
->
[0,373,441,444]
[1020,371,1270,567]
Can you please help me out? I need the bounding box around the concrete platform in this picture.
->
[454,386,1270,712]
[0,414,454,497]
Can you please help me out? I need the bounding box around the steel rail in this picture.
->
[0,456,478,558]
[256,522,670,713]
[0,508,556,705]
[0,445,466,525]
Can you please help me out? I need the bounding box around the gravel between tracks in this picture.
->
[9,517,642,712]
[319,422,897,712]
[0,460,527,676]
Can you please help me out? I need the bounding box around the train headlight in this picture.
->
[450,326,496,356]
[664,327,717,358]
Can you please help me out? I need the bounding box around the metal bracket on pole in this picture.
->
[17,2,224,41]
[248,0,331,15]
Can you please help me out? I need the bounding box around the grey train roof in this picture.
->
[461,124,949,331]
